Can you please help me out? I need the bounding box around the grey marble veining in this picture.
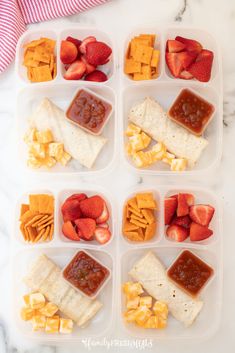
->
[0,0,235,352]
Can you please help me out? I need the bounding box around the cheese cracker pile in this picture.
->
[123,192,157,242]
[24,128,71,169]
[19,194,54,243]
[123,282,168,329]
[23,37,56,82]
[21,292,73,334]
[125,123,187,171]
[125,34,160,80]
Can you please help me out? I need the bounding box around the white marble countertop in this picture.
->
[0,0,235,352]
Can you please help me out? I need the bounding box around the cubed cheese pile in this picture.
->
[125,34,160,80]
[20,292,73,334]
[123,282,168,329]
[24,128,71,169]
[125,123,187,171]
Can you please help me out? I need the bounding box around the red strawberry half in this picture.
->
[64,60,86,80]
[61,199,81,222]
[62,221,80,241]
[66,193,87,203]
[75,218,96,240]
[80,36,96,54]
[86,41,112,66]
[171,215,191,229]
[81,55,96,74]
[96,202,109,224]
[166,39,186,53]
[165,52,183,77]
[177,193,190,217]
[189,222,213,241]
[94,227,111,244]
[179,70,194,80]
[80,195,104,219]
[66,36,82,50]
[189,204,215,226]
[166,225,189,242]
[85,70,108,82]
[188,49,214,82]
[164,197,177,225]
[60,40,78,64]
[175,36,203,55]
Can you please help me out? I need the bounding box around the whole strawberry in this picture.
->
[86,41,112,66]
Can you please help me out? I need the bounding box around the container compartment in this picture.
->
[16,83,117,175]
[13,246,115,341]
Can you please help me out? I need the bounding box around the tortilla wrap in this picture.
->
[129,251,203,327]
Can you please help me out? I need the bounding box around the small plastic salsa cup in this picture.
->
[65,87,113,136]
[62,250,111,299]
[167,249,214,297]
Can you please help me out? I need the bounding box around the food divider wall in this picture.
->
[12,25,223,342]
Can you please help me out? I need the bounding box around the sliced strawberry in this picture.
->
[98,222,109,228]
[166,225,189,242]
[189,204,215,226]
[96,202,109,224]
[85,70,108,82]
[80,195,104,219]
[81,55,96,74]
[66,36,82,50]
[171,193,194,206]
[166,39,186,53]
[177,193,189,216]
[94,227,111,244]
[75,218,96,240]
[175,36,202,55]
[179,70,194,80]
[80,36,96,54]
[164,197,177,225]
[165,52,184,77]
[85,41,112,66]
[61,199,81,222]
[188,49,214,82]
[66,193,87,203]
[62,221,80,241]
[171,215,191,229]
[179,51,197,69]
[64,60,86,80]
[189,222,213,241]
[60,40,78,64]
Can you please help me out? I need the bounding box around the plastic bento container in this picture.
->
[118,184,222,341]
[121,26,223,175]
[15,26,117,176]
[12,184,117,342]
[11,184,222,342]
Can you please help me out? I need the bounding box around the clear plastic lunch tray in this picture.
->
[12,25,223,343]
[11,184,222,342]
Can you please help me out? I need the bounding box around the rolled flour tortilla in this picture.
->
[129,251,203,327]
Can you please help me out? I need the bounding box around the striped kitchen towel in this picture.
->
[0,0,109,74]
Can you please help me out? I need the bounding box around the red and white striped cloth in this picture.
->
[0,0,109,74]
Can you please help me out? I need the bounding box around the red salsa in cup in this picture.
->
[168,89,215,136]
[63,251,110,297]
[167,250,214,297]
[66,89,112,135]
